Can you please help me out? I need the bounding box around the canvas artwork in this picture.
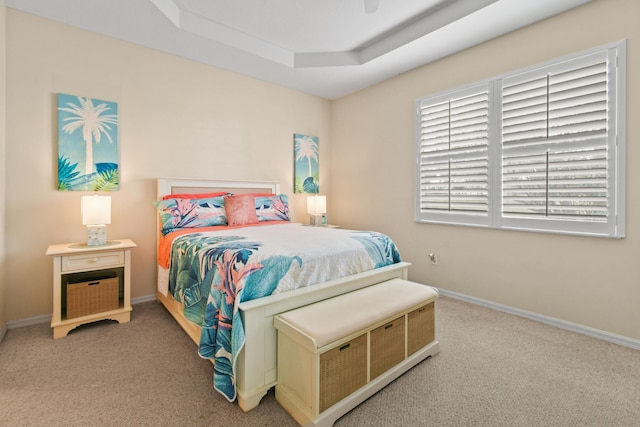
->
[294,133,319,194]
[57,93,119,191]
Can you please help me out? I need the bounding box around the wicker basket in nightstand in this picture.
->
[66,277,119,319]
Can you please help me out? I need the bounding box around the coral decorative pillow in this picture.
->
[225,194,259,227]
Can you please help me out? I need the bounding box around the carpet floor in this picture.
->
[1,296,639,426]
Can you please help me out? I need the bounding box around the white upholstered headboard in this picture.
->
[157,178,280,198]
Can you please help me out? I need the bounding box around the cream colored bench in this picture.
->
[274,278,440,427]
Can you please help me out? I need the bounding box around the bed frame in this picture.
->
[155,178,411,412]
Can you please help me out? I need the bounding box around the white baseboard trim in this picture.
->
[5,294,159,330]
[6,313,51,329]
[131,294,158,305]
[438,288,640,351]
[0,325,7,343]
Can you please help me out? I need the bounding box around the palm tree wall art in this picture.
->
[57,93,119,191]
[294,133,319,194]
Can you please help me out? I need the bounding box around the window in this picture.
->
[414,42,625,238]
[415,83,493,227]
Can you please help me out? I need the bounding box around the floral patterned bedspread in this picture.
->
[166,222,402,401]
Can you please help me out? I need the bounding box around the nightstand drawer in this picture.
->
[61,251,124,272]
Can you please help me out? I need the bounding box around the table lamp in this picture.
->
[306,195,326,226]
[82,195,111,246]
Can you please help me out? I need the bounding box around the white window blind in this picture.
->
[499,49,621,236]
[415,84,492,226]
[501,61,608,146]
[414,42,625,237]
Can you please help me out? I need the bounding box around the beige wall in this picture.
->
[4,0,639,345]
[331,0,640,341]
[0,0,7,337]
[4,10,331,321]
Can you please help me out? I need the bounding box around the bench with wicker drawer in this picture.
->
[273,278,440,427]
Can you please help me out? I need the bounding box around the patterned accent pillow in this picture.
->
[255,194,290,222]
[226,194,259,226]
[154,196,227,235]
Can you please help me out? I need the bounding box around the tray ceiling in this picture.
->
[6,0,591,99]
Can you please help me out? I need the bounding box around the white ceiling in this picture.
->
[6,0,591,99]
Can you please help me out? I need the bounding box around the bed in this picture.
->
[155,178,411,412]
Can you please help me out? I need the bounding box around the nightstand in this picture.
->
[46,239,136,339]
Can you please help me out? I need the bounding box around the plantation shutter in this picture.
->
[500,50,614,225]
[416,84,491,225]
[414,42,624,237]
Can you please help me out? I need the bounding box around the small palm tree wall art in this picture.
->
[57,93,119,191]
[294,133,319,194]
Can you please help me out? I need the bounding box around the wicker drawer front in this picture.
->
[66,277,119,319]
[370,316,406,380]
[407,302,435,356]
[319,334,367,412]
[62,251,124,273]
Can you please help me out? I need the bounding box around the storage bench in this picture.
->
[274,278,440,427]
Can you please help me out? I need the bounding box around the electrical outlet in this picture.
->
[428,253,438,265]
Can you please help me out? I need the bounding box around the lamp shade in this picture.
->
[82,195,111,225]
[306,195,327,215]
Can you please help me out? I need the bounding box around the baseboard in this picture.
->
[438,288,640,351]
[6,313,51,329]
[0,324,7,344]
[131,294,158,305]
[5,294,159,330]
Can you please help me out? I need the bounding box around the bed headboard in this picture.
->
[157,178,280,198]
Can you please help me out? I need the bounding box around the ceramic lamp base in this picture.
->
[309,214,326,226]
[87,225,107,246]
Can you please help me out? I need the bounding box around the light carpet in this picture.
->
[1,296,638,426]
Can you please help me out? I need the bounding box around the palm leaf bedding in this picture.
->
[166,223,402,401]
